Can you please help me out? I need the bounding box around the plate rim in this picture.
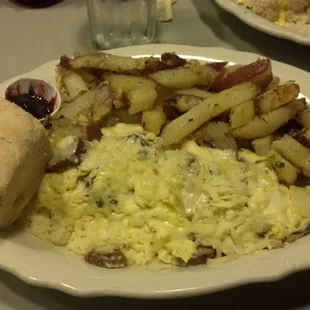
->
[213,0,310,46]
[1,44,310,299]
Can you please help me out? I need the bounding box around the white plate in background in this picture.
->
[214,0,310,46]
[0,44,310,298]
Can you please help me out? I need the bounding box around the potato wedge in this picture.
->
[297,106,310,129]
[109,74,157,114]
[174,88,212,99]
[91,84,113,124]
[150,60,217,89]
[142,105,166,135]
[255,81,300,114]
[58,89,95,122]
[61,53,160,73]
[194,121,237,150]
[229,99,255,129]
[58,83,112,123]
[209,61,228,72]
[109,75,156,98]
[272,135,310,177]
[62,71,88,100]
[295,129,310,148]
[252,135,273,156]
[76,68,99,89]
[232,100,305,140]
[211,59,272,92]
[266,76,280,90]
[222,64,243,77]
[268,149,300,185]
[127,86,157,114]
[160,82,262,147]
[166,95,204,113]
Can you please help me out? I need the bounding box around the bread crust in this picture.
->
[0,98,53,228]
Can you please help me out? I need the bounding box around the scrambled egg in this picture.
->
[25,124,310,267]
[237,0,288,26]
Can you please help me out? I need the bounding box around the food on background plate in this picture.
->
[11,50,310,269]
[0,98,52,228]
[236,0,310,33]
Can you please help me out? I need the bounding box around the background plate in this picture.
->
[0,44,310,299]
[214,0,310,46]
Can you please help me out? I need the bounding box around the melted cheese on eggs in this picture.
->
[25,124,310,266]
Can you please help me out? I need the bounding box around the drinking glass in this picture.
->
[87,0,157,50]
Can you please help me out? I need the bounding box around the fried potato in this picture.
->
[160,82,262,147]
[229,99,255,129]
[194,121,237,150]
[222,64,243,77]
[272,135,310,177]
[173,88,212,99]
[166,95,204,113]
[209,61,228,72]
[150,60,217,89]
[61,53,160,73]
[109,75,157,114]
[58,89,95,122]
[212,59,272,92]
[142,105,166,135]
[252,135,273,156]
[76,68,99,89]
[232,100,305,140]
[297,106,310,129]
[62,71,88,100]
[255,81,300,114]
[91,84,113,124]
[109,75,156,97]
[58,83,112,123]
[127,86,157,114]
[294,129,310,148]
[268,149,300,185]
[266,76,280,90]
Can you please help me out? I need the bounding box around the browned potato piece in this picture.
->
[297,107,310,129]
[174,88,212,99]
[109,75,158,114]
[229,99,255,129]
[109,75,156,97]
[58,83,112,123]
[272,135,310,177]
[255,81,300,114]
[76,68,99,89]
[127,86,157,114]
[62,53,160,73]
[194,121,237,150]
[295,129,310,148]
[150,60,217,89]
[166,95,204,113]
[266,76,280,90]
[222,64,243,77]
[58,89,96,122]
[268,150,300,185]
[161,82,262,147]
[62,71,88,100]
[252,135,273,156]
[232,100,305,140]
[91,85,113,124]
[142,105,166,135]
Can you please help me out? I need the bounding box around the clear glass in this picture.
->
[87,0,157,50]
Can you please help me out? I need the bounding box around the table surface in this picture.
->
[0,0,310,309]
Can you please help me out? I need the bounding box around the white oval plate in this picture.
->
[1,44,310,299]
[214,0,310,46]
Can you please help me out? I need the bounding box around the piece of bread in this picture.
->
[0,98,53,228]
